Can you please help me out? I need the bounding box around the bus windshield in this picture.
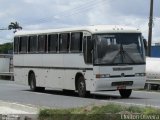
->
[94,33,145,65]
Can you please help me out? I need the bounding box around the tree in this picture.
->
[8,22,22,33]
[0,42,13,54]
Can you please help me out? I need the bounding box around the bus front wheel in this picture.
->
[77,76,89,97]
[119,89,132,98]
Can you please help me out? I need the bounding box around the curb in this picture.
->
[0,100,38,114]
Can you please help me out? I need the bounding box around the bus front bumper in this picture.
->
[90,77,146,91]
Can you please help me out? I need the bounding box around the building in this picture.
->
[151,43,160,57]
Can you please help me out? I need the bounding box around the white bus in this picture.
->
[13,25,146,98]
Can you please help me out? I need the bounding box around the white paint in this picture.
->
[0,107,30,114]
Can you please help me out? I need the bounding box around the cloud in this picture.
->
[152,18,160,43]
[0,0,160,44]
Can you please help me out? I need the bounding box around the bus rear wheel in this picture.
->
[29,73,45,92]
[29,73,36,91]
[77,76,89,97]
[119,89,132,98]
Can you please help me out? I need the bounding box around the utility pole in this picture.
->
[148,0,154,57]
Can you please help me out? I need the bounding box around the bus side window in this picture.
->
[19,36,28,53]
[38,35,47,53]
[83,36,93,64]
[28,36,37,53]
[48,34,58,52]
[59,33,70,52]
[70,32,82,52]
[14,37,19,53]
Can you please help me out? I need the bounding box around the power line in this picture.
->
[22,0,108,26]
[38,0,108,24]
[35,0,99,22]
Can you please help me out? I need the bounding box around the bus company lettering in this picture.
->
[113,67,133,71]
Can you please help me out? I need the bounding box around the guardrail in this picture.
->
[0,72,14,81]
[145,79,160,90]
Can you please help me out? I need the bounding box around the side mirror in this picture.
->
[143,39,147,50]
[143,38,147,56]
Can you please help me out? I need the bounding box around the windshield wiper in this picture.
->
[111,44,136,64]
[120,44,136,63]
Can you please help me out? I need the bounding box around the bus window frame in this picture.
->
[14,37,19,54]
[59,33,70,53]
[28,35,38,53]
[70,32,83,53]
[48,34,59,53]
[83,35,93,64]
[19,36,28,54]
[38,34,47,53]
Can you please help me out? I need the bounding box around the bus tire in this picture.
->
[29,73,45,92]
[29,72,37,91]
[77,76,89,97]
[119,89,132,98]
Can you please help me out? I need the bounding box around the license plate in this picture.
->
[117,85,126,90]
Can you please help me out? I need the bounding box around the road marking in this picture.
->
[0,106,30,114]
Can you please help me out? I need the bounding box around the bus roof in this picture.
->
[15,25,141,36]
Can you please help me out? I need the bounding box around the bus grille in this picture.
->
[111,81,133,86]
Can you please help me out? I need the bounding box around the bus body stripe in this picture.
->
[14,66,93,70]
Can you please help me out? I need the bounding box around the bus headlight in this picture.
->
[96,74,110,78]
[135,73,146,76]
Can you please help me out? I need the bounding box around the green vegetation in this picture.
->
[0,42,13,54]
[39,104,160,120]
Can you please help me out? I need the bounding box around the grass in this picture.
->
[39,104,160,120]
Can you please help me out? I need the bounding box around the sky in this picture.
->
[0,0,159,44]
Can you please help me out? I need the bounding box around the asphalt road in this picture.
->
[0,80,160,109]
